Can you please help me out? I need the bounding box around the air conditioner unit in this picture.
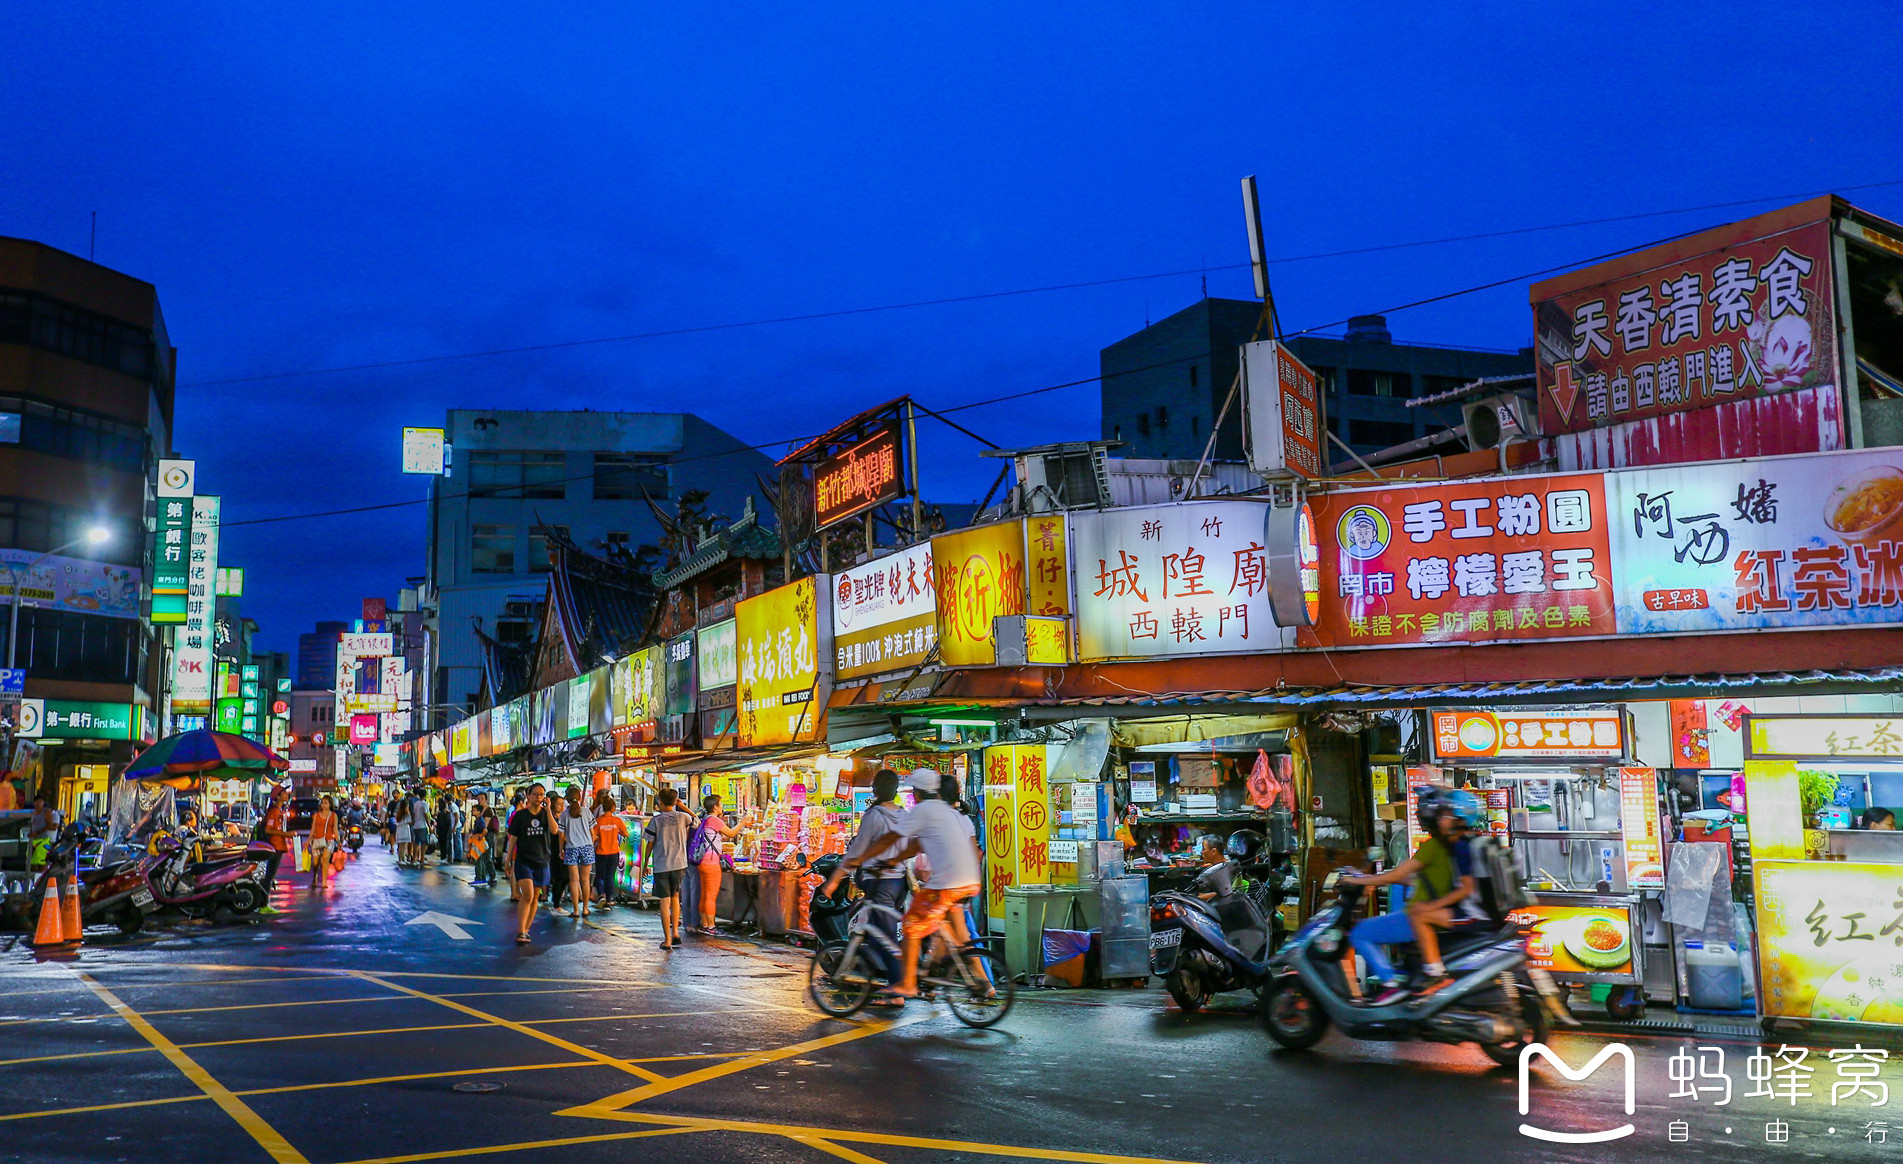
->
[1460,393,1534,452]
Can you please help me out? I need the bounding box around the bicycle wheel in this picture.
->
[943,946,1013,1028]
[807,941,876,1017]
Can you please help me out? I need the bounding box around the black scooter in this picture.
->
[1258,874,1557,1065]
[1147,860,1294,1011]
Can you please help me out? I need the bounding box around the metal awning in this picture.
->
[662,744,827,774]
[1020,668,1903,712]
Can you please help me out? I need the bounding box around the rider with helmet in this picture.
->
[1340,786,1487,1002]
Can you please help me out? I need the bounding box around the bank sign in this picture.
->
[15,699,147,741]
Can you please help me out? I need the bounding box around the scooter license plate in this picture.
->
[132,886,157,912]
[1150,927,1182,949]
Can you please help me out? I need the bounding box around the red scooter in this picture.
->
[133,831,269,923]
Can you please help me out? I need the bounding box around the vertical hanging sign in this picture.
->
[170,496,219,712]
[152,459,195,624]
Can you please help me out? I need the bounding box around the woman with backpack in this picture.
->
[689,792,737,935]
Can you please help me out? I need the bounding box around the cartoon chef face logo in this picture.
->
[1337,505,1391,560]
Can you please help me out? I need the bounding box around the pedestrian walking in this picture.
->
[436,796,454,863]
[26,796,62,872]
[558,784,596,918]
[393,794,412,863]
[505,783,558,944]
[637,788,693,949]
[260,785,292,891]
[469,799,495,886]
[407,790,430,866]
[545,791,568,910]
[591,790,627,907]
[506,790,524,901]
[689,792,737,935]
[308,796,341,891]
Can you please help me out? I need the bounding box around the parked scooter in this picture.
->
[1148,832,1296,1011]
[139,831,270,921]
[1257,866,1559,1065]
[27,826,159,935]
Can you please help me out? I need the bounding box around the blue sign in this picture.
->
[0,669,22,696]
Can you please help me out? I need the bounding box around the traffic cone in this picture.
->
[60,877,82,946]
[28,881,66,948]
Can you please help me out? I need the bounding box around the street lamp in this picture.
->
[7,526,112,672]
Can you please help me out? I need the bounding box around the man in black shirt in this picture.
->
[507,783,557,945]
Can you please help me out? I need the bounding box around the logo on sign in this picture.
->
[1518,1043,1635,1143]
[1339,505,1392,560]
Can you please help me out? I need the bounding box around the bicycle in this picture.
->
[806,895,1014,1028]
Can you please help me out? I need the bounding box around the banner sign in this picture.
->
[1746,715,1903,761]
[736,576,829,746]
[14,699,144,741]
[981,744,1054,926]
[1755,861,1903,1025]
[0,550,141,621]
[663,632,697,717]
[1071,500,1280,661]
[1609,447,1903,634]
[814,423,903,529]
[613,648,660,730]
[1534,209,1837,436]
[1429,710,1625,761]
[339,633,392,659]
[1243,340,1326,479]
[1617,767,1666,888]
[1508,902,1636,979]
[1309,471,1616,647]
[171,497,221,711]
[697,618,737,693]
[831,543,937,682]
[151,459,194,623]
[932,521,1026,667]
[1025,513,1071,618]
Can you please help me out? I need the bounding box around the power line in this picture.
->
[182,179,1903,389]
[220,221,1708,530]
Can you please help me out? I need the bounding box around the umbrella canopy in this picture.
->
[123,729,289,783]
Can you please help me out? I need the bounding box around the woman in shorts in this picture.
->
[308,796,341,891]
[558,784,597,918]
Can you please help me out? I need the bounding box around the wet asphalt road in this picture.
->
[2,846,1898,1164]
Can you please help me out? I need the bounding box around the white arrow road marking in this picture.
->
[405,911,482,940]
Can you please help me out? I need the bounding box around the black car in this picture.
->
[289,797,321,832]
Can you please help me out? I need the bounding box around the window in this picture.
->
[592,452,669,501]
[1347,370,1411,398]
[0,498,137,565]
[529,525,570,572]
[606,530,630,546]
[468,451,566,499]
[1351,419,1417,448]
[0,608,146,686]
[1189,365,1199,388]
[1155,406,1168,428]
[1137,413,1150,436]
[1191,416,1201,437]
[0,290,155,380]
[471,524,515,573]
[0,395,147,473]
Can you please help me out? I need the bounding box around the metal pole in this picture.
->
[905,399,922,544]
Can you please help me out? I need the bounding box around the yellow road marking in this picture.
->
[104,963,661,986]
[583,1111,1215,1164]
[346,972,669,1084]
[0,1094,203,1122]
[74,973,309,1164]
[328,1126,702,1164]
[0,974,345,999]
[559,1009,936,1114]
[0,1012,763,1069]
[791,1135,890,1164]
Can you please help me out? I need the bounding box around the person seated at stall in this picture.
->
[1860,807,1896,830]
[1339,788,1487,1003]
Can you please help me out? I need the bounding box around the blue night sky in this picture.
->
[4,3,1899,651]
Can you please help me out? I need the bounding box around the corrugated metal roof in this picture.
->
[1019,668,1903,711]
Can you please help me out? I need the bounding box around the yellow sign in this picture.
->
[1025,514,1071,618]
[1024,617,1069,666]
[1506,902,1636,977]
[614,647,661,728]
[1743,761,1807,863]
[1748,716,1903,761]
[933,521,1027,666]
[735,577,827,746]
[981,744,1053,925]
[1755,861,1903,1025]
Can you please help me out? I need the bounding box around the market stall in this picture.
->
[1742,713,1903,1029]
[1420,707,1668,1016]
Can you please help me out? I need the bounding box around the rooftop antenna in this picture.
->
[1188,176,1279,498]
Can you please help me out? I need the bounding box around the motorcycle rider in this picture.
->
[1339,788,1486,1003]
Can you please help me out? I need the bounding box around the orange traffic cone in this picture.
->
[60,876,83,946]
[28,881,66,948]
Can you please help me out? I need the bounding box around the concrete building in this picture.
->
[297,620,346,690]
[1099,298,1533,462]
[423,409,771,715]
[0,236,175,798]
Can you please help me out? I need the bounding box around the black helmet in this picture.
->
[809,853,844,879]
[1225,829,1268,861]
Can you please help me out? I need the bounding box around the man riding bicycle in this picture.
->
[824,768,990,1006]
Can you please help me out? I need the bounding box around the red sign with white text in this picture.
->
[1308,473,1616,647]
